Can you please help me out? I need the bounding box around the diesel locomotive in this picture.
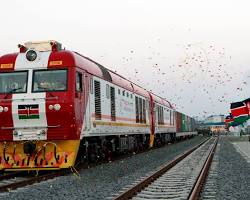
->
[0,41,196,171]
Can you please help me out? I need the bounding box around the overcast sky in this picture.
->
[1,0,249,119]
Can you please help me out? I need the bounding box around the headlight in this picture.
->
[54,104,61,111]
[26,50,37,61]
[3,107,8,112]
[0,106,3,113]
[49,105,54,110]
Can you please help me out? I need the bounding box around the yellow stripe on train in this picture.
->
[93,121,174,128]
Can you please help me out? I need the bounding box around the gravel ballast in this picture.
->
[202,136,250,200]
[0,136,206,200]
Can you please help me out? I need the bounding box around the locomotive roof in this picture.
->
[150,93,172,108]
[0,49,173,108]
[74,52,150,99]
[74,52,173,108]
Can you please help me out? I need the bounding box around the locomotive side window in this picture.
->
[0,71,28,94]
[171,111,173,125]
[157,106,160,125]
[170,110,172,125]
[165,108,170,125]
[172,111,175,126]
[106,84,110,99]
[76,72,82,92]
[32,69,67,92]
[94,80,101,120]
[90,78,93,94]
[158,106,164,125]
[160,107,162,124]
[162,107,164,125]
[146,100,149,110]
[172,111,175,125]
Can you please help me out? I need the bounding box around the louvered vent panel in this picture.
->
[110,87,116,121]
[142,99,146,124]
[94,81,101,120]
[139,98,143,123]
[135,97,139,123]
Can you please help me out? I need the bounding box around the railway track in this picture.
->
[112,136,218,200]
[0,137,209,193]
[0,170,69,192]
[0,146,159,192]
[0,171,23,182]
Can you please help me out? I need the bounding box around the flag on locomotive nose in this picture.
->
[230,101,249,125]
[18,104,39,119]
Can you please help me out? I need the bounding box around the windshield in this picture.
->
[0,71,28,94]
[32,69,67,92]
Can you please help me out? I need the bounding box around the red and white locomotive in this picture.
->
[0,41,196,171]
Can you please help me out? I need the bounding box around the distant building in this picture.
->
[201,115,226,134]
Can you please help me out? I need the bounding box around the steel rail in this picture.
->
[188,136,219,200]
[0,170,69,192]
[113,137,211,200]
[0,171,24,181]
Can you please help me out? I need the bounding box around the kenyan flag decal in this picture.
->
[18,104,39,119]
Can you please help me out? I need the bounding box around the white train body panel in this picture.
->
[82,76,151,137]
[154,102,176,134]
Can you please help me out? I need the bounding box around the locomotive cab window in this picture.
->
[0,71,28,94]
[32,69,67,92]
[76,72,82,92]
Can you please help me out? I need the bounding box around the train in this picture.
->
[0,41,197,171]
